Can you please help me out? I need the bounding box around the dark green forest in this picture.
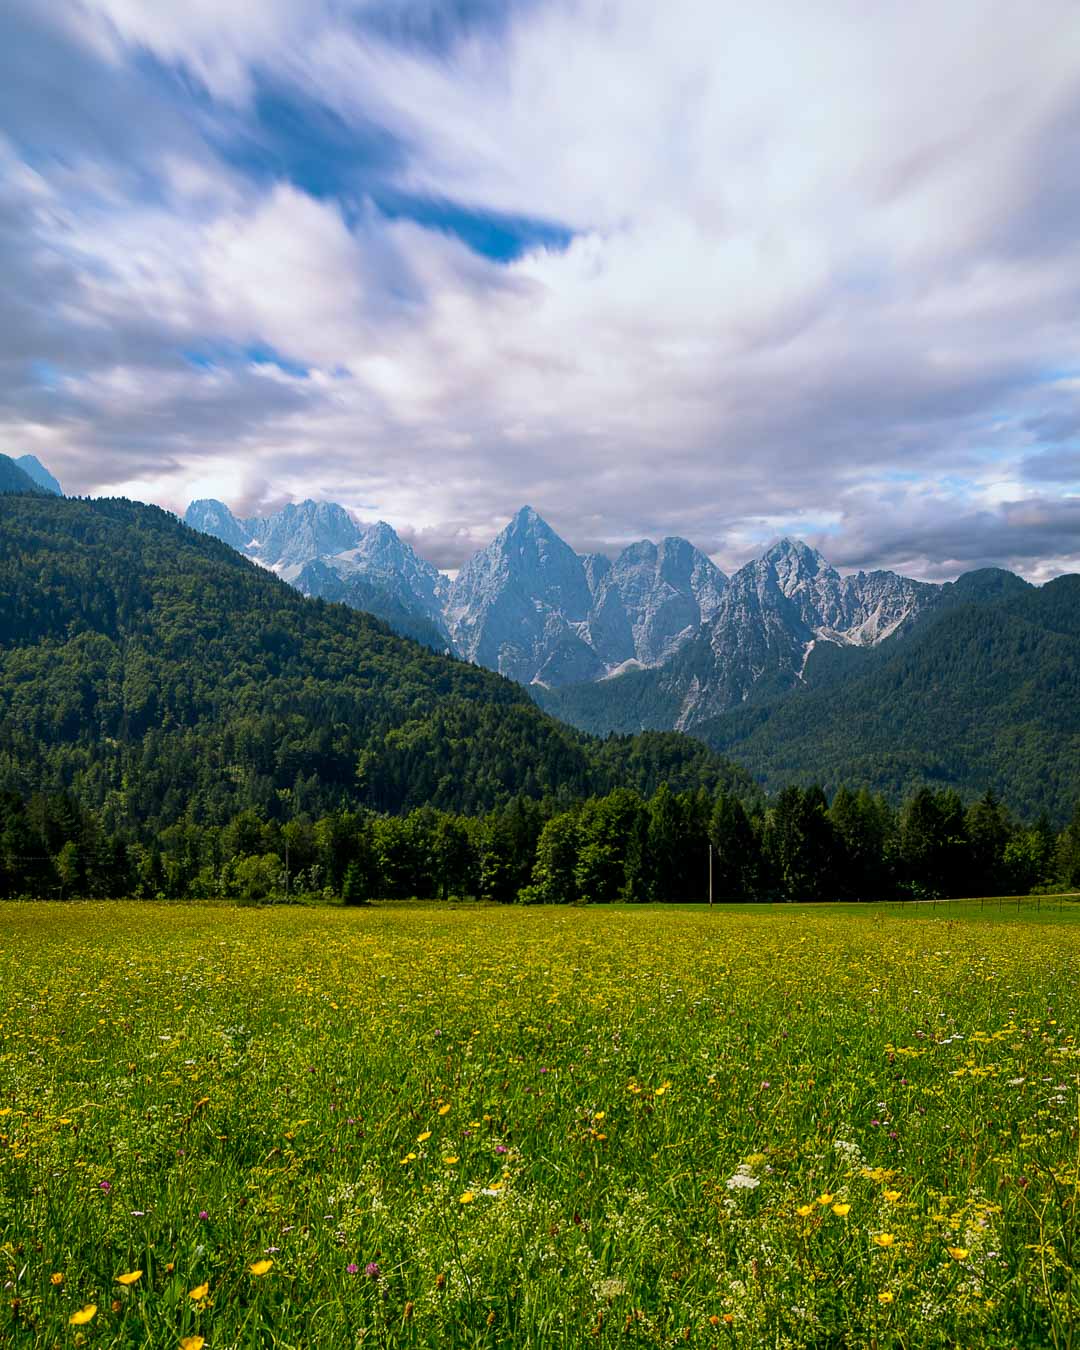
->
[2,780,1077,904]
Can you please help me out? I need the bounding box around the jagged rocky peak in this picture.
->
[446,507,600,684]
[333,519,450,612]
[588,535,728,669]
[758,537,833,593]
[15,455,63,495]
[454,506,594,616]
[184,499,250,550]
[254,499,364,571]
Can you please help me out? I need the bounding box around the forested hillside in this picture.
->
[0,495,750,831]
[696,578,1080,820]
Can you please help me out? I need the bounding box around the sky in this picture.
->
[4,0,1080,580]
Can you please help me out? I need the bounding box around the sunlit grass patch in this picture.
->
[1,901,1079,1346]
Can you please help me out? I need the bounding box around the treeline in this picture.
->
[4,782,1079,905]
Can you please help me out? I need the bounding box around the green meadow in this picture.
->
[2,901,1079,1347]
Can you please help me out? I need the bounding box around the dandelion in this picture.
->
[180,1338,206,1350]
[947,1246,970,1261]
[818,1192,834,1206]
[873,1234,895,1248]
[50,1273,64,1286]
[189,1282,209,1300]
[439,1104,451,1116]
[796,1204,814,1218]
[883,1190,901,1202]
[69,1306,97,1325]
[249,1259,273,1276]
[116,1270,143,1285]
[443,1155,460,1165]
[417,1130,432,1142]
[459,1191,475,1204]
[878,1291,895,1304]
[832,1203,851,1216]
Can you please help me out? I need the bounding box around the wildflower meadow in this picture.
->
[2,900,1079,1347]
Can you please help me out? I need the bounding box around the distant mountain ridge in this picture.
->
[15,455,63,495]
[183,498,730,679]
[0,454,45,496]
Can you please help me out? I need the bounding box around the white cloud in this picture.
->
[3,0,1080,577]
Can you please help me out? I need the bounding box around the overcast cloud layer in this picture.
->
[4,0,1080,579]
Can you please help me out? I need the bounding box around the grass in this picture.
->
[2,900,1079,1347]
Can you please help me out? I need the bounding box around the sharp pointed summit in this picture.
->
[446,507,600,683]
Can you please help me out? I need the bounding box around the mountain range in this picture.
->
[183,496,945,720]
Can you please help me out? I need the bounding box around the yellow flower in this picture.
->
[947,1246,970,1261]
[873,1234,895,1248]
[189,1282,209,1300]
[438,1104,451,1116]
[180,1338,206,1350]
[69,1306,97,1325]
[459,1191,475,1204]
[818,1192,834,1206]
[878,1291,895,1304]
[416,1131,432,1143]
[249,1259,274,1276]
[832,1203,851,1216]
[796,1204,814,1218]
[883,1189,901,1202]
[443,1155,460,1165]
[116,1270,143,1285]
[50,1272,64,1286]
